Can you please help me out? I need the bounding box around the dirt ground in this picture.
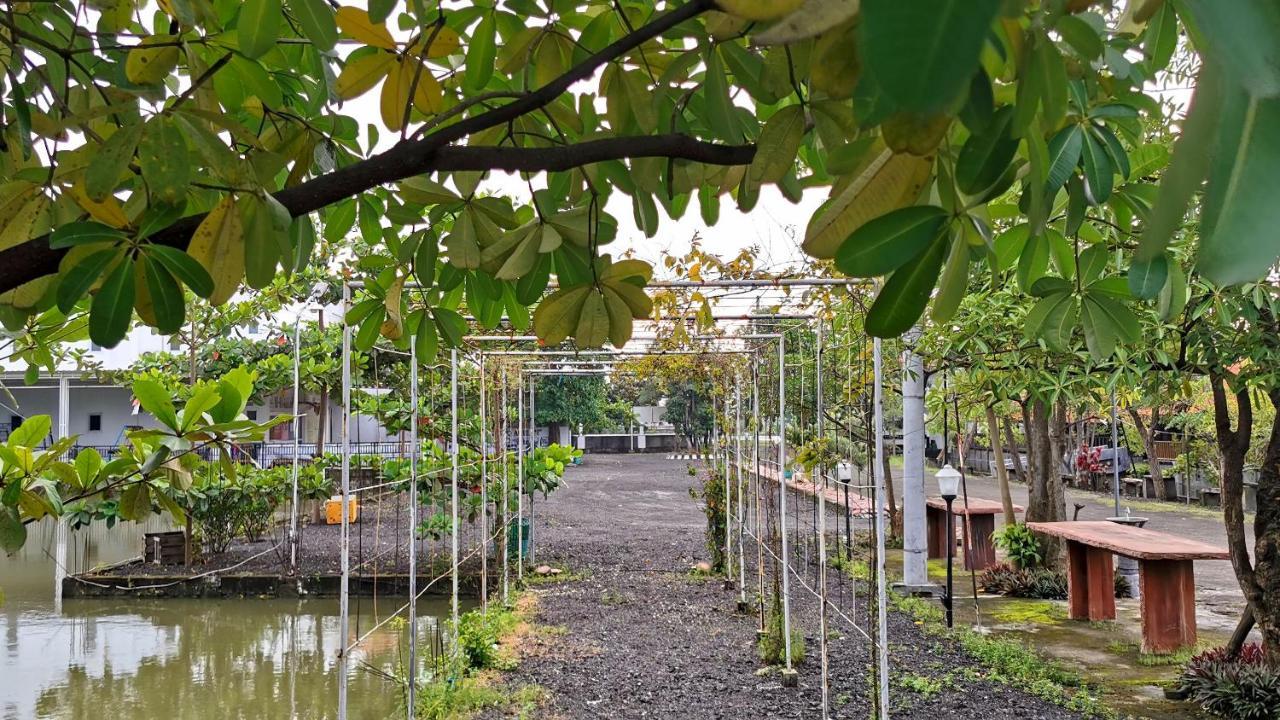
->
[488,453,1087,719]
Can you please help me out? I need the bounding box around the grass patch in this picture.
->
[890,590,1116,719]
[830,551,871,580]
[1088,495,1221,519]
[896,672,947,698]
[408,593,554,719]
[1105,640,1203,667]
[989,598,1068,625]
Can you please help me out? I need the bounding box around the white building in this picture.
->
[0,307,398,462]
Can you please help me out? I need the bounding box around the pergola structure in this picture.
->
[310,277,904,720]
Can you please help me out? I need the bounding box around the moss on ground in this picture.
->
[989,598,1068,625]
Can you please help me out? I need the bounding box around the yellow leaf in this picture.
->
[68,181,130,227]
[0,194,50,252]
[187,197,245,305]
[134,260,157,327]
[408,25,461,59]
[411,64,444,114]
[717,0,803,21]
[380,60,409,131]
[335,6,396,50]
[0,276,53,309]
[0,183,40,235]
[802,148,934,259]
[125,36,181,85]
[335,51,395,100]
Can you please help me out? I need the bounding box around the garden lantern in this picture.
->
[936,464,962,628]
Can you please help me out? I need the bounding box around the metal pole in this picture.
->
[479,352,488,612]
[289,315,302,575]
[816,320,830,718]
[517,372,525,580]
[450,349,460,654]
[778,334,794,675]
[720,392,731,583]
[407,341,419,716]
[872,337,890,720]
[501,372,510,604]
[945,496,955,628]
[528,377,536,564]
[1112,388,1121,517]
[753,355,765,633]
[338,282,352,720]
[736,374,747,606]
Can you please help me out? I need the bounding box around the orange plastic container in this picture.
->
[325,497,360,524]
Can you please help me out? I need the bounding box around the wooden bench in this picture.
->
[926,498,1023,571]
[1026,521,1230,653]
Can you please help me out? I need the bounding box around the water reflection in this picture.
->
[2,519,451,720]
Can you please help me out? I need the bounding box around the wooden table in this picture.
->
[926,497,1022,571]
[1027,521,1230,653]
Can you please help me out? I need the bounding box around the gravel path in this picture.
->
[493,453,1087,719]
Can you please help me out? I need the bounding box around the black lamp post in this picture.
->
[936,463,961,628]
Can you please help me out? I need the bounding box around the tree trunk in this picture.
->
[1254,389,1280,661]
[986,405,1016,526]
[1026,399,1065,564]
[1003,416,1027,482]
[882,446,902,539]
[1211,375,1268,654]
[1127,406,1168,500]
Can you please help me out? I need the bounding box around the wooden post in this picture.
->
[1139,559,1197,653]
[963,514,997,571]
[926,505,947,559]
[1066,540,1115,621]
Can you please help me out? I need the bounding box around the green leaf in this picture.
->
[865,235,948,338]
[533,285,590,346]
[861,0,1002,114]
[956,106,1018,195]
[84,123,143,202]
[1092,124,1131,180]
[1128,254,1168,300]
[414,310,440,363]
[574,290,610,348]
[287,0,337,51]
[0,507,25,553]
[1137,63,1221,262]
[89,256,135,348]
[120,482,152,521]
[463,14,497,93]
[1056,15,1103,60]
[703,49,742,144]
[432,307,468,347]
[930,232,969,323]
[750,105,806,184]
[1078,244,1110,284]
[133,379,179,430]
[355,309,384,350]
[1044,125,1083,194]
[1142,1,1178,72]
[146,245,215,299]
[1179,0,1280,98]
[57,248,120,314]
[1016,233,1049,292]
[1080,130,1113,204]
[835,205,949,278]
[1080,295,1117,359]
[50,221,127,249]
[138,117,190,204]
[291,216,317,274]
[241,196,282,290]
[1197,89,1280,286]
[141,255,185,333]
[238,0,281,59]
[9,415,51,447]
[1157,258,1188,321]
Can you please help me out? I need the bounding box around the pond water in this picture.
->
[1,519,453,720]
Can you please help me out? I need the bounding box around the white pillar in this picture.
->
[449,349,460,651]
[54,376,70,612]
[902,327,928,587]
[777,335,794,672]
[289,315,302,574]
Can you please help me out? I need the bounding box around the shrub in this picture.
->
[758,592,805,666]
[689,466,729,572]
[980,562,1130,600]
[993,523,1043,569]
[1178,644,1280,719]
[455,606,520,671]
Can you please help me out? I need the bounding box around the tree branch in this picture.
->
[0,0,719,294]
